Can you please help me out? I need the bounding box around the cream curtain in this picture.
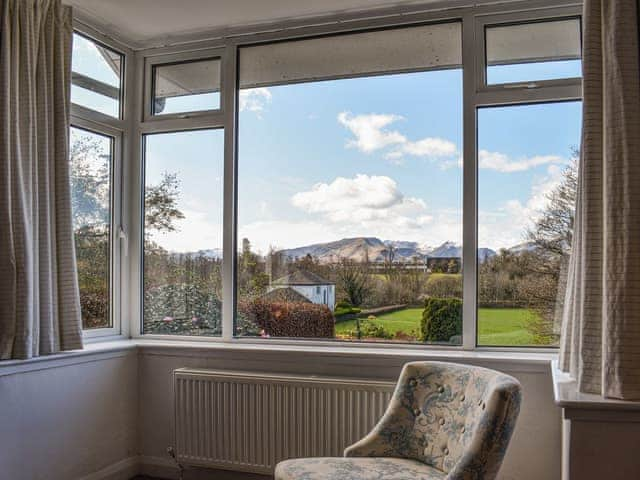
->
[0,0,82,359]
[560,0,640,400]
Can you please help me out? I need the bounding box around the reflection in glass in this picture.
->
[71,33,122,118]
[70,127,112,329]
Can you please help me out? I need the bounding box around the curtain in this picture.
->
[0,0,82,359]
[560,0,640,400]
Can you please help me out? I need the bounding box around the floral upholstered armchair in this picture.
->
[275,361,522,480]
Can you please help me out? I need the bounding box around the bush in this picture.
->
[424,275,462,299]
[421,297,462,343]
[238,299,334,338]
[350,320,393,340]
[79,290,108,329]
[144,282,222,335]
[334,305,362,317]
[335,300,353,309]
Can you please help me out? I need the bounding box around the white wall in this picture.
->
[137,344,561,480]
[0,349,138,480]
[0,344,561,480]
[292,285,335,310]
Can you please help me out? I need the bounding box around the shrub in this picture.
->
[334,305,362,317]
[335,300,353,309]
[424,275,462,299]
[144,282,222,335]
[421,297,462,343]
[238,299,334,338]
[351,320,393,340]
[79,290,108,329]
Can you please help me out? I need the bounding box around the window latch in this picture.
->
[118,226,128,257]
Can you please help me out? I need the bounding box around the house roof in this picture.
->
[260,287,312,303]
[271,269,335,286]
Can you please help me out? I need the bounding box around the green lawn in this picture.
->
[335,307,539,345]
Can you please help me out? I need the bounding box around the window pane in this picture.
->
[143,129,224,336]
[71,33,122,118]
[477,102,582,347]
[70,127,112,329]
[237,24,463,345]
[152,58,221,115]
[485,19,581,84]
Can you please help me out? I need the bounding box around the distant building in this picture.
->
[268,270,336,310]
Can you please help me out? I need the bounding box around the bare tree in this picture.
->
[336,258,371,307]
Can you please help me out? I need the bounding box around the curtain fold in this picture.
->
[560,0,640,400]
[0,0,82,359]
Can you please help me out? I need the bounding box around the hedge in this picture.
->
[421,297,462,343]
[238,299,334,338]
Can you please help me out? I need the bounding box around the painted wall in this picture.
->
[0,350,138,480]
[291,284,336,310]
[138,345,561,480]
[0,344,561,480]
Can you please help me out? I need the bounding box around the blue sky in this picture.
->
[71,34,582,255]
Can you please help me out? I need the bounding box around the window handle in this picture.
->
[118,226,128,257]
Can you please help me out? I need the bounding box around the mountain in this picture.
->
[278,237,496,264]
[478,248,497,262]
[279,237,391,263]
[170,248,223,259]
[427,241,460,258]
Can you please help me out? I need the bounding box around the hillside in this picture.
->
[278,237,497,264]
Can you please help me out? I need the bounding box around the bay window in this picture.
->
[133,3,582,349]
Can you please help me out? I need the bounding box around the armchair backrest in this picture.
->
[351,361,521,480]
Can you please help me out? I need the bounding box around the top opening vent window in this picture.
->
[71,33,123,118]
[485,18,582,85]
[152,58,221,115]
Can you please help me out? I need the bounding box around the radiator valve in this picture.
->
[167,446,185,480]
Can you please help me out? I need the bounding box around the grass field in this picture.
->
[335,307,538,345]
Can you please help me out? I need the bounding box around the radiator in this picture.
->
[173,368,395,474]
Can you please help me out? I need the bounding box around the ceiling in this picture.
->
[64,0,443,49]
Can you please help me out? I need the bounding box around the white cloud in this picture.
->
[291,174,432,232]
[239,87,272,114]
[337,111,459,163]
[479,150,565,173]
[401,137,458,157]
[337,112,406,153]
[478,164,566,249]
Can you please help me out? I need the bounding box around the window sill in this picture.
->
[551,359,640,412]
[0,338,557,376]
[0,340,137,377]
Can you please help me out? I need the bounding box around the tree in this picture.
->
[527,155,577,256]
[237,238,269,297]
[523,155,578,342]
[70,132,110,229]
[336,258,371,307]
[144,172,185,235]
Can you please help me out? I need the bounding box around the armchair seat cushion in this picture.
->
[275,457,446,480]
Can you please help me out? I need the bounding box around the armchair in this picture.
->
[275,361,522,480]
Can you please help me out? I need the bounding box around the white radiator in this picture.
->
[173,368,395,474]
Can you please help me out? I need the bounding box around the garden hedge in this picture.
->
[421,297,462,343]
[238,299,334,338]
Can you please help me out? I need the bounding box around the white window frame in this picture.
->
[72,20,133,340]
[143,47,225,123]
[127,0,582,352]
